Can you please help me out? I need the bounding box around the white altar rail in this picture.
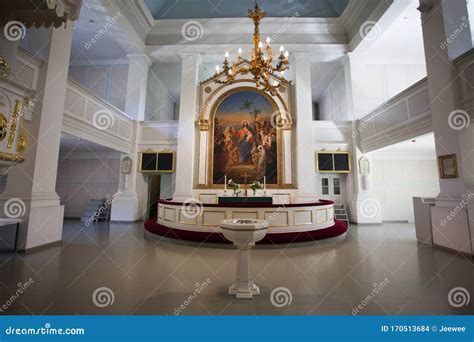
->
[355,77,433,153]
[62,79,134,154]
[158,201,335,234]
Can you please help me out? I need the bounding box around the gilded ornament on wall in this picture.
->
[0,114,7,141]
[198,119,210,131]
[7,100,21,149]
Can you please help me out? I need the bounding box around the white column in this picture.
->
[172,53,201,201]
[125,54,151,121]
[292,53,317,201]
[419,0,472,254]
[344,54,382,224]
[111,54,151,222]
[3,23,74,250]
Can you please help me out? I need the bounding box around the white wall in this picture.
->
[146,62,181,121]
[319,69,348,121]
[351,60,427,118]
[68,63,129,111]
[56,152,121,218]
[368,138,440,222]
[146,68,177,121]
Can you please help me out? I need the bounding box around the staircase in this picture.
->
[81,198,111,224]
[334,203,349,225]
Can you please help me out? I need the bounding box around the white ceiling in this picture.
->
[356,0,425,64]
[70,0,136,61]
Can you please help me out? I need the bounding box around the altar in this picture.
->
[218,196,272,204]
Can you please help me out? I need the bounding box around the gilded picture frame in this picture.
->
[438,154,458,179]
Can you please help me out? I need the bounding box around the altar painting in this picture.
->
[212,90,279,185]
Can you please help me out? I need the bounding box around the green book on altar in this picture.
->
[218,196,272,204]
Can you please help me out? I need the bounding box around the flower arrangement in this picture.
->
[227,179,240,195]
[249,180,262,195]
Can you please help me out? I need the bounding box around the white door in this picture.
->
[320,175,342,202]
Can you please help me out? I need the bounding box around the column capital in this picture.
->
[179,53,202,64]
[126,53,152,66]
[290,52,311,63]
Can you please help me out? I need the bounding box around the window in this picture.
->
[333,178,340,195]
[322,178,329,195]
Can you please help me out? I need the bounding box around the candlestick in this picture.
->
[224,175,227,192]
[263,176,266,195]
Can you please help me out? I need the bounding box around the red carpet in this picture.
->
[144,220,348,245]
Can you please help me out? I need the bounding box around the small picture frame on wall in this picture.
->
[121,157,132,175]
[438,154,458,179]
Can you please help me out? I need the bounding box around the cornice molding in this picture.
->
[101,0,147,53]
[149,17,345,36]
[146,44,347,63]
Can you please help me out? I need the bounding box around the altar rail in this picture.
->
[157,199,335,234]
[62,79,134,154]
[355,77,433,153]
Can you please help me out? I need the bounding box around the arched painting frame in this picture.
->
[208,87,283,187]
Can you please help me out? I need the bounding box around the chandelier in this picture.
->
[212,1,291,96]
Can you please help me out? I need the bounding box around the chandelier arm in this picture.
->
[211,1,290,95]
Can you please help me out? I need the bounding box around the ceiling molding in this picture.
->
[148,17,345,36]
[69,58,130,66]
[101,0,149,53]
[146,44,348,63]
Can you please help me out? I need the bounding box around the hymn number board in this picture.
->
[140,151,175,173]
[316,151,351,173]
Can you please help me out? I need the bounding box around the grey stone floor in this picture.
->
[0,220,472,315]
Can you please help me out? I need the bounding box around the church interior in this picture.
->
[0,0,473,315]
